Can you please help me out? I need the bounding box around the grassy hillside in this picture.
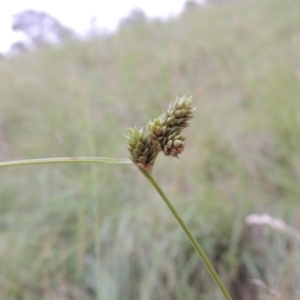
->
[0,0,300,299]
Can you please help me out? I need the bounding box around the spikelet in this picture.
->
[161,132,186,158]
[125,127,157,172]
[147,96,195,156]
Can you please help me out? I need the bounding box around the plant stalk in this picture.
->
[139,168,232,300]
[0,157,132,168]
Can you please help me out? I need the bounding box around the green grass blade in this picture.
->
[0,157,132,168]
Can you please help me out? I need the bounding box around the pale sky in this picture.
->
[0,0,189,52]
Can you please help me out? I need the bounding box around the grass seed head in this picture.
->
[125,127,157,172]
[147,96,195,156]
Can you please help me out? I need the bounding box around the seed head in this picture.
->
[125,127,157,172]
[147,96,195,154]
[165,95,195,130]
[126,96,195,170]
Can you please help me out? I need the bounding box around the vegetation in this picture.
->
[0,0,300,298]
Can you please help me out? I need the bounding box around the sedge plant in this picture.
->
[0,96,232,299]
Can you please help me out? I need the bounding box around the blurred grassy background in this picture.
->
[0,0,300,299]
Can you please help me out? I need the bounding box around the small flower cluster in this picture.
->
[126,127,157,172]
[125,96,195,173]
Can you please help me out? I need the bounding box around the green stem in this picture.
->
[139,168,232,300]
[0,157,132,168]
